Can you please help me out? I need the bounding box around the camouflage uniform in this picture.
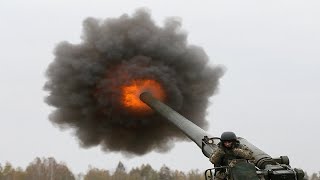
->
[209,141,253,180]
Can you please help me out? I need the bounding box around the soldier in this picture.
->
[210,131,254,180]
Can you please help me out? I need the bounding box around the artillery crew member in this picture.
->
[210,131,254,180]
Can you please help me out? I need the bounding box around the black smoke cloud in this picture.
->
[45,9,224,155]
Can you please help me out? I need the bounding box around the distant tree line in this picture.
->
[0,157,317,180]
[0,157,204,180]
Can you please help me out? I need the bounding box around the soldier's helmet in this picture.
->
[220,131,237,141]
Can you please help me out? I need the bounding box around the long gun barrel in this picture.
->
[140,92,273,167]
[140,92,215,157]
[140,92,304,180]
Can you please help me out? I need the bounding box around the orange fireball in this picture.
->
[121,79,165,113]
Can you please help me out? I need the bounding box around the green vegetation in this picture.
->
[0,157,317,180]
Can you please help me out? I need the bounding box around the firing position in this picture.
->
[210,131,254,180]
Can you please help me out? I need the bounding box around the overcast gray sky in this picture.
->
[0,0,319,175]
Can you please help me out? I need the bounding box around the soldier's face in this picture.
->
[223,141,233,148]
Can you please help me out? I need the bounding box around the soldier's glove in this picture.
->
[210,148,225,164]
[215,171,227,180]
[232,148,253,159]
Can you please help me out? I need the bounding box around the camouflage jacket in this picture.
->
[209,141,254,167]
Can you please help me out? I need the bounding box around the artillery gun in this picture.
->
[140,92,304,180]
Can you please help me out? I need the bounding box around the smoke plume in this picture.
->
[45,9,224,155]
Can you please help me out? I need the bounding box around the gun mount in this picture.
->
[140,92,304,180]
